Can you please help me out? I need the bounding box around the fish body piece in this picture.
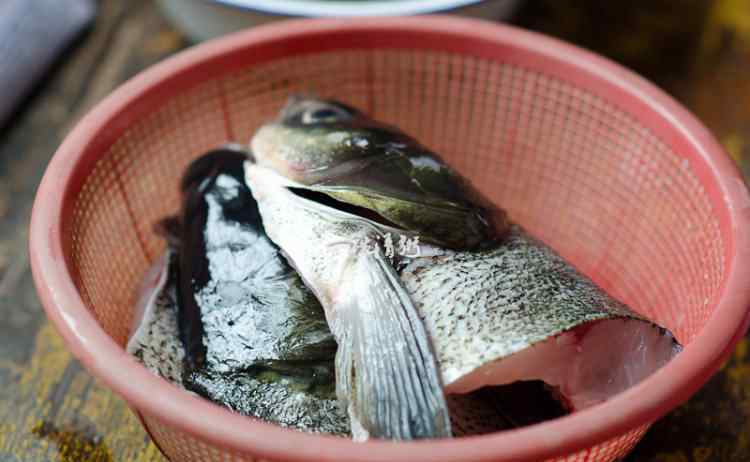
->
[246,164,678,425]
[175,149,337,370]
[162,148,348,434]
[401,227,681,410]
[127,251,349,434]
[250,97,504,250]
[248,97,680,426]
[246,165,451,441]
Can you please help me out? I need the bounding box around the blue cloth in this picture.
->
[0,0,95,126]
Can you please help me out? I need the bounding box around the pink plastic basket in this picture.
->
[30,17,750,462]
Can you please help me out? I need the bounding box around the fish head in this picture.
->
[251,97,506,249]
[251,97,385,184]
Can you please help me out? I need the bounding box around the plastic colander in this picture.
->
[29,17,750,462]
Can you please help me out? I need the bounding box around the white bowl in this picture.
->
[157,0,521,42]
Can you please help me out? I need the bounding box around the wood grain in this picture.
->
[1,0,749,461]
[0,1,183,460]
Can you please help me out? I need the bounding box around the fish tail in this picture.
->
[334,247,451,440]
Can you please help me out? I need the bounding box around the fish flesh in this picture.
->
[246,97,681,435]
[130,148,349,434]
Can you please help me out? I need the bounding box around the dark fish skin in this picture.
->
[177,149,337,368]
[251,97,506,250]
[172,148,347,432]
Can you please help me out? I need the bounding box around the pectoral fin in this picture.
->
[334,246,451,440]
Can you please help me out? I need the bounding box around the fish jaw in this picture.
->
[250,122,378,186]
[246,163,452,440]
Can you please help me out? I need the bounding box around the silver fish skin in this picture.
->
[245,163,451,441]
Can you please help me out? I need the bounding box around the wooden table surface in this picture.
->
[1,1,749,461]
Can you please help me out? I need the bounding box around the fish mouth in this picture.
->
[287,187,404,230]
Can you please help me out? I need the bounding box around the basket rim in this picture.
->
[30,16,750,462]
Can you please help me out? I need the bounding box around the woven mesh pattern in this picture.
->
[68,48,724,461]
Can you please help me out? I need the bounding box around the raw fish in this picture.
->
[132,148,349,434]
[247,98,681,438]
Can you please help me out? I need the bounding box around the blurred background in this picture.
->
[1,1,748,461]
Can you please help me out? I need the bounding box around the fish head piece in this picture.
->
[251,97,506,250]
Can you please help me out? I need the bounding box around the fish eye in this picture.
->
[301,105,351,124]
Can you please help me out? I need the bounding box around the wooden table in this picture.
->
[1,1,748,460]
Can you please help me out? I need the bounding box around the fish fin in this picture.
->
[334,247,451,440]
[127,251,171,354]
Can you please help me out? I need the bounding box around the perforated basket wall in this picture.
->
[56,21,731,462]
[142,412,650,462]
